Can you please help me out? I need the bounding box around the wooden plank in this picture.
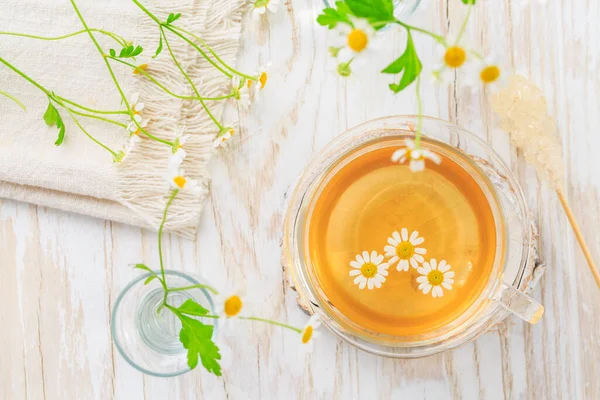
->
[1,0,599,399]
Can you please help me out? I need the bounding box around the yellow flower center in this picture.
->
[396,241,415,259]
[302,325,313,344]
[247,79,253,88]
[259,72,268,89]
[347,29,368,52]
[360,262,377,278]
[224,295,243,317]
[480,65,500,83]
[444,46,467,68]
[427,270,444,286]
[173,176,187,188]
[133,64,148,75]
[228,128,235,136]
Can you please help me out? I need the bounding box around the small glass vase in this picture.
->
[111,270,217,377]
[323,0,421,19]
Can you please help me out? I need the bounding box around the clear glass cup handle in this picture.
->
[493,282,544,324]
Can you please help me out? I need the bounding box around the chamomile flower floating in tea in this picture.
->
[417,259,455,298]
[251,0,280,20]
[391,139,441,172]
[349,251,389,290]
[384,229,426,271]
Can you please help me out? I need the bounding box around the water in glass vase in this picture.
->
[307,137,504,337]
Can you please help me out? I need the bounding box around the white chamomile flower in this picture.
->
[213,126,235,149]
[114,135,138,163]
[349,250,390,290]
[249,63,271,101]
[336,18,380,63]
[127,114,148,137]
[169,130,190,167]
[169,148,186,170]
[300,315,321,348]
[128,93,144,114]
[431,39,475,84]
[416,258,454,298]
[464,56,505,92]
[232,76,252,110]
[251,0,280,20]
[132,63,149,75]
[218,287,245,319]
[167,167,203,196]
[384,228,427,271]
[391,139,442,172]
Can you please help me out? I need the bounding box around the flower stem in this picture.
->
[129,0,232,78]
[158,189,179,297]
[109,57,235,101]
[67,108,127,128]
[415,74,423,148]
[171,26,257,81]
[396,21,447,45]
[239,316,303,333]
[57,96,129,115]
[0,89,26,110]
[166,284,219,295]
[0,56,51,95]
[53,97,119,157]
[164,26,232,78]
[69,0,173,147]
[0,28,127,46]
[160,28,223,130]
[455,0,474,45]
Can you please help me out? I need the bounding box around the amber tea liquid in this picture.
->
[307,137,502,336]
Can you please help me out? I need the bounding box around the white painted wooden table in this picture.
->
[2,1,600,399]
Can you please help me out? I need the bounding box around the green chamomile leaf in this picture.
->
[134,263,154,273]
[144,275,157,285]
[345,0,394,23]
[131,45,143,57]
[109,48,116,57]
[176,299,209,317]
[153,35,163,59]
[177,314,221,375]
[316,1,353,29]
[382,31,422,93]
[43,99,66,146]
[166,12,181,25]
[461,0,476,4]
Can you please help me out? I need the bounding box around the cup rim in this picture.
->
[111,270,216,377]
[283,115,532,357]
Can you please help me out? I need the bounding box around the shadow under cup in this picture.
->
[283,116,542,358]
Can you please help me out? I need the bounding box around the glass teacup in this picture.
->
[282,116,543,358]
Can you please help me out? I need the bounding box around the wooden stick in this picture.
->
[556,189,600,288]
